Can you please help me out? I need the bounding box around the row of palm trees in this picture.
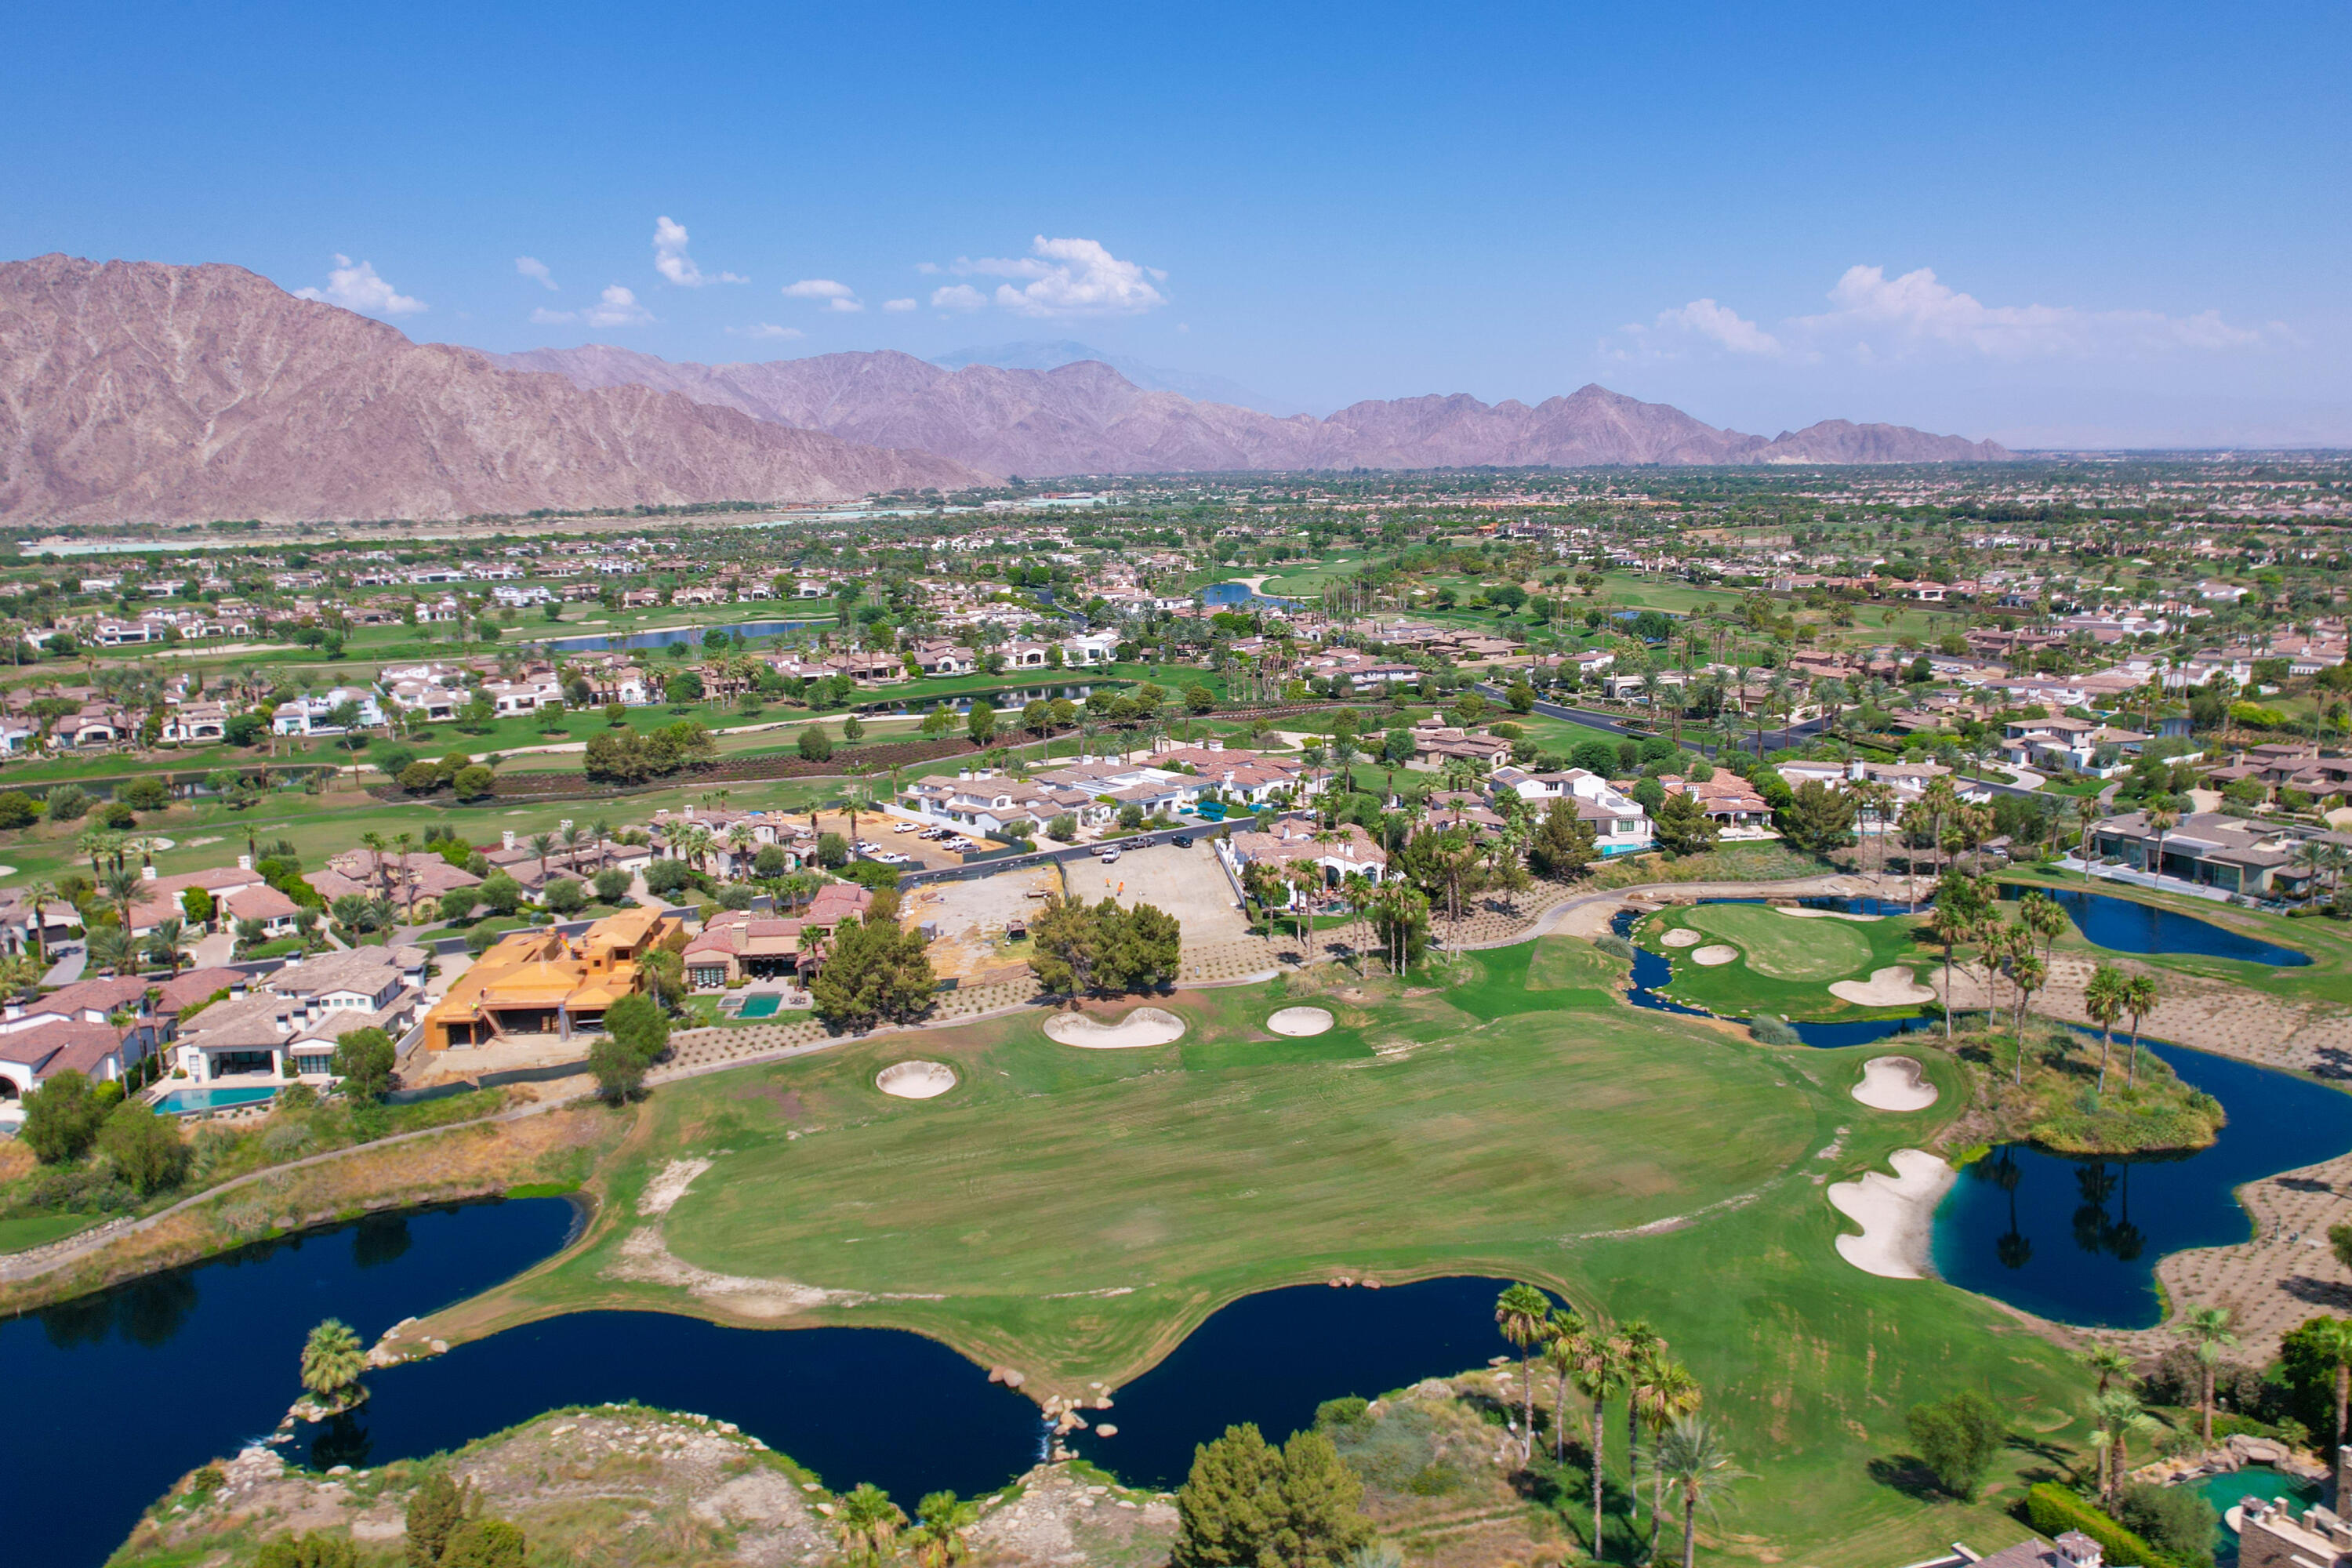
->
[1495,1283,1742,1566]
[2074,1306,2241,1512]
[1926,876,2161,1084]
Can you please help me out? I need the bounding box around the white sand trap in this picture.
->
[1775,906,1882,922]
[1267,1007,1334,1036]
[1661,927,1704,949]
[1828,1149,1955,1279]
[1829,966,1936,1007]
[877,1061,957,1099]
[1044,1006,1187,1049]
[1853,1056,1938,1112]
[1690,944,1740,966]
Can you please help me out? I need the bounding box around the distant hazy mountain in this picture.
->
[928,339,1283,413]
[0,256,984,523]
[496,344,2013,477]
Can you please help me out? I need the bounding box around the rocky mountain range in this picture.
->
[0,256,982,523]
[0,251,2010,524]
[495,345,2013,477]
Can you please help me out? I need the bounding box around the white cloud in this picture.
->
[652,216,746,287]
[929,284,988,310]
[530,284,655,329]
[728,322,805,340]
[949,235,1167,318]
[294,255,426,317]
[1657,298,1781,356]
[882,297,918,312]
[782,278,855,299]
[1610,264,2266,365]
[1791,264,2263,359]
[515,256,557,290]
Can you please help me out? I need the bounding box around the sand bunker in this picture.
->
[1266,1006,1334,1036]
[1828,966,1936,1007]
[1690,945,1740,966]
[1661,927,1704,949]
[1044,1007,1187,1049]
[1828,1149,1955,1279]
[877,1061,957,1099]
[1775,906,1882,922]
[1852,1055,1938,1112]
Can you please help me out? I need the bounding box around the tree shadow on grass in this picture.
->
[1868,1453,1947,1502]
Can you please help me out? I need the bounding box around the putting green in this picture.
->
[1681,902,1872,981]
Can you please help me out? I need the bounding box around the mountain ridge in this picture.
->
[492,344,2013,476]
[0,255,986,523]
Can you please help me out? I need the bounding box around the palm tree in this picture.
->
[2119,971,2159,1090]
[299,1318,366,1406]
[830,1483,906,1566]
[1570,1324,1628,1554]
[2018,889,2067,975]
[145,916,188,978]
[2084,965,2128,1091]
[1656,1416,1746,1568]
[2007,951,2046,1081]
[101,865,144,935]
[1636,1359,1702,1560]
[2143,805,2180,886]
[2183,1306,2238,1445]
[589,816,615,872]
[528,831,555,880]
[2076,1344,2133,1398]
[908,1490,978,1567]
[360,829,391,903]
[2091,1389,2158,1510]
[1929,875,1986,1042]
[1542,1307,1585,1465]
[85,927,131,977]
[21,878,61,964]
[1494,1282,1554,1466]
[1617,1321,1665,1536]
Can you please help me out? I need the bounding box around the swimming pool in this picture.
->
[2196,1465,2317,1566]
[738,995,782,1018]
[151,1086,281,1116]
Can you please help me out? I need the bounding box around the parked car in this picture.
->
[893,822,922,833]
[1171,833,1194,848]
[1098,848,1120,864]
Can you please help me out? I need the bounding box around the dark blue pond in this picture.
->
[301,1310,1047,1502]
[1933,1040,2352,1327]
[1065,1275,1523,1486]
[0,1198,580,1568]
[1998,884,2312,967]
[531,617,831,654]
[1198,581,1301,610]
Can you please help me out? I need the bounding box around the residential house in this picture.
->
[2085,809,2327,898]
[681,885,875,989]
[422,905,684,1050]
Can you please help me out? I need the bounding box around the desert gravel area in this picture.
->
[1071,842,1250,945]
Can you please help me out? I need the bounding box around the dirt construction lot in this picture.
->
[1063,842,1252,944]
[900,862,1060,982]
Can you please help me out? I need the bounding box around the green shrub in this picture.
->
[1592,933,1635,961]
[1748,1014,1801,1046]
[2024,1483,2166,1568]
[2117,1481,2216,1566]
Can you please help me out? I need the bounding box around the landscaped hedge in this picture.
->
[2024,1483,2171,1568]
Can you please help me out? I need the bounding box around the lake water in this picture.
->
[0,1198,580,1568]
[1999,884,2313,967]
[1933,1039,2352,1327]
[1200,581,1301,611]
[5,1186,1531,1567]
[530,618,832,655]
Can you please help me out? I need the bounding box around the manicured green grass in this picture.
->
[0,1212,100,1253]
[1680,902,1875,981]
[1639,904,1934,1020]
[412,937,2092,1563]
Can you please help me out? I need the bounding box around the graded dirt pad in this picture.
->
[1829,965,1936,1007]
[1661,927,1705,948]
[1265,1006,1334,1036]
[877,1060,957,1099]
[1852,1055,1938,1112]
[1828,1148,1955,1279]
[1690,944,1740,966]
[1043,1006,1188,1049]
[1083,843,1252,946]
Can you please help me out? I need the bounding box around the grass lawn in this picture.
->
[0,1211,100,1254]
[408,935,2092,1563]
[1638,903,1936,1020]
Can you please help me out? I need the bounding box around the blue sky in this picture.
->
[6,2,2347,446]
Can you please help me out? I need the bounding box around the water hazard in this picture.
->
[1999,884,2313,967]
[1933,1040,2352,1327]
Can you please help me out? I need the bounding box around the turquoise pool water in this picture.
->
[2196,1465,2318,1566]
[738,995,782,1018]
[151,1086,281,1116]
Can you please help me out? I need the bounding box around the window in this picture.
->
[292,1054,334,1076]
